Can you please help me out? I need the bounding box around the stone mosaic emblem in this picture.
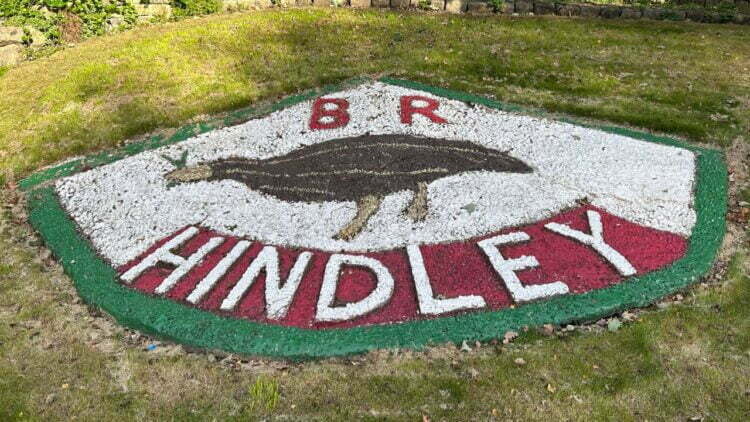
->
[23,79,727,358]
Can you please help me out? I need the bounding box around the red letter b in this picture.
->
[310,98,350,130]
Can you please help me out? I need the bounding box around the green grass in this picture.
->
[1,194,748,419]
[0,9,749,183]
[247,377,280,412]
[741,187,750,203]
[1,9,749,421]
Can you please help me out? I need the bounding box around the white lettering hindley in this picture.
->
[545,210,636,276]
[120,226,225,295]
[315,254,395,322]
[120,226,200,284]
[407,245,486,315]
[478,232,569,303]
[121,210,639,321]
[187,240,251,304]
[219,246,312,320]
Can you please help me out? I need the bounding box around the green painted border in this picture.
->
[24,77,727,360]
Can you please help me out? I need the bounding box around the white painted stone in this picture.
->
[154,236,224,295]
[545,210,636,276]
[316,254,395,322]
[120,226,199,283]
[55,82,696,267]
[407,245,486,315]
[478,232,570,303]
[265,250,313,320]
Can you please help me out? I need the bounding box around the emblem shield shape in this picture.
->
[25,79,726,358]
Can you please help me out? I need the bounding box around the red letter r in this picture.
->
[400,96,447,125]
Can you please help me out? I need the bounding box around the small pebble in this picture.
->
[45,393,56,405]
[540,324,555,336]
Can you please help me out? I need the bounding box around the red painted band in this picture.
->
[118,205,687,330]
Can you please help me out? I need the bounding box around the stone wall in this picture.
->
[131,0,750,23]
[2,0,748,66]
[306,0,750,23]
[222,0,277,11]
[135,0,174,22]
[461,0,750,23]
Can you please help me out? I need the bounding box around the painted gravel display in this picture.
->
[23,78,727,359]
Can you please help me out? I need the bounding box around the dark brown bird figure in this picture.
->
[166,134,532,240]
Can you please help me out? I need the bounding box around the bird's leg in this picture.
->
[405,182,429,222]
[335,195,383,241]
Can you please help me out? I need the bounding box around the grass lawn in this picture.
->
[1,8,749,420]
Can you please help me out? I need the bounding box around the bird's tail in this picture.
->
[165,165,213,183]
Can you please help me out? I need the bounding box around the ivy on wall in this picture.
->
[69,1,137,38]
[1,0,137,43]
[1,0,226,45]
